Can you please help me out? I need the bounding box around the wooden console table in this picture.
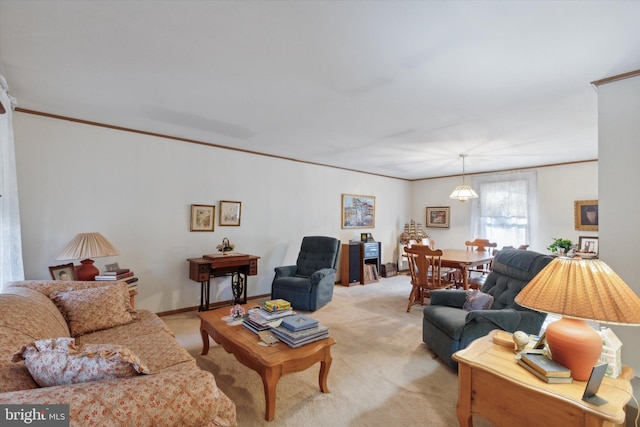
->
[187,253,259,311]
[452,330,634,427]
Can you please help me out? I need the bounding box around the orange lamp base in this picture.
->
[545,317,602,381]
[75,259,99,281]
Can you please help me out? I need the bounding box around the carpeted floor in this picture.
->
[162,275,492,426]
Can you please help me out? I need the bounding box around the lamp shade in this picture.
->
[516,257,640,380]
[56,232,119,261]
[515,257,640,325]
[56,233,119,281]
[449,185,478,202]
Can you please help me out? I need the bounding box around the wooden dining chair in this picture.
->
[404,245,456,312]
[465,238,498,289]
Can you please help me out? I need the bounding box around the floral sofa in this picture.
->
[0,280,237,426]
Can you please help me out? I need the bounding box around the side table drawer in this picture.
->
[249,259,258,275]
[189,262,211,282]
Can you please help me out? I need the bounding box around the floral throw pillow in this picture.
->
[50,282,136,337]
[12,337,151,387]
[463,290,494,311]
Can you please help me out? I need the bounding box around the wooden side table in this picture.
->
[452,330,634,427]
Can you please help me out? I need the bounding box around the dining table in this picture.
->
[439,249,495,290]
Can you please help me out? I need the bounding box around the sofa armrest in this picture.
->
[464,308,522,331]
[0,367,236,427]
[309,268,336,285]
[274,265,297,279]
[429,289,467,308]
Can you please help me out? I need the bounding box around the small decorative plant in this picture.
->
[217,237,235,253]
[230,304,245,319]
[547,238,573,253]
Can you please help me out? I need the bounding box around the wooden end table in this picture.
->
[198,305,336,421]
[452,330,634,427]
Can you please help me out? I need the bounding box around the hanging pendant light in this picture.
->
[449,154,478,202]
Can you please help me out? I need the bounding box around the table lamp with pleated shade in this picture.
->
[56,232,119,280]
[515,257,640,381]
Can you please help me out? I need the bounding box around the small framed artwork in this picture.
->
[49,263,77,281]
[341,194,375,229]
[104,262,120,272]
[579,236,599,254]
[219,200,242,226]
[575,200,598,231]
[190,204,215,231]
[426,207,450,228]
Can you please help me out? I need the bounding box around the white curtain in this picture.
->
[0,74,24,290]
[470,171,537,247]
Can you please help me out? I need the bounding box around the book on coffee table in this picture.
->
[281,314,318,332]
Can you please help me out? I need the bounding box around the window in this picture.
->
[470,171,536,248]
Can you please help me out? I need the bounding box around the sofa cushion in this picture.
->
[50,283,136,337]
[463,290,494,311]
[12,337,150,387]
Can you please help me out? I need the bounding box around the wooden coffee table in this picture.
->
[198,305,336,421]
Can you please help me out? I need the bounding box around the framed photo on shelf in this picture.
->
[575,200,598,231]
[219,200,242,226]
[579,236,599,254]
[104,262,120,272]
[49,263,77,281]
[190,204,215,231]
[426,207,450,228]
[341,194,375,229]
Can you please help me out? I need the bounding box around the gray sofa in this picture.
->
[422,249,553,369]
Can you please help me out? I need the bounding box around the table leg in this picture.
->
[456,363,473,427]
[200,327,210,356]
[460,266,469,290]
[318,350,333,393]
[260,365,282,421]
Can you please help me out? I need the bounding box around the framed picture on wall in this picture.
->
[219,200,242,226]
[49,263,77,281]
[575,200,598,231]
[190,204,215,231]
[426,207,450,228]
[341,194,375,228]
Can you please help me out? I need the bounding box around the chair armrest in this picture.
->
[274,265,297,279]
[310,268,336,285]
[429,289,468,308]
[464,308,522,331]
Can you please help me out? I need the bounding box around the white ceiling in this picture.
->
[1,1,639,180]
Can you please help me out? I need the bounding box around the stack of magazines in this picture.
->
[270,314,329,348]
[242,299,295,334]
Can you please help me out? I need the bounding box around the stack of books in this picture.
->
[95,269,138,290]
[242,299,295,334]
[517,351,573,383]
[95,269,134,281]
[270,314,329,348]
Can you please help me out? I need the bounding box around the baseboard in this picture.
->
[156,293,270,317]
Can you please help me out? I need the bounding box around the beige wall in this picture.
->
[13,112,411,312]
[409,162,598,256]
[597,73,640,375]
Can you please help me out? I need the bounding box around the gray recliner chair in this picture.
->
[422,249,553,369]
[271,236,340,311]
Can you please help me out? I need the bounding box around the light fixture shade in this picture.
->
[515,257,640,325]
[449,185,478,202]
[56,232,120,261]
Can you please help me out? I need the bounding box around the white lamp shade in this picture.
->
[449,185,478,202]
[56,232,119,260]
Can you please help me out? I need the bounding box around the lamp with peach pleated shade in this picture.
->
[56,233,119,281]
[515,257,640,381]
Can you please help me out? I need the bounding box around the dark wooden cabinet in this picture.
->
[340,242,381,286]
